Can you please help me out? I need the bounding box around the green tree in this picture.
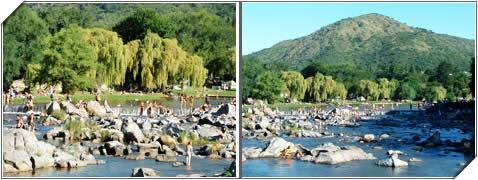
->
[241,58,266,100]
[252,71,285,104]
[424,85,447,101]
[377,78,391,100]
[39,26,96,93]
[332,82,347,101]
[396,82,417,100]
[38,8,93,34]
[281,71,306,100]
[471,57,475,97]
[80,28,129,88]
[112,8,175,43]
[359,80,380,101]
[3,5,49,89]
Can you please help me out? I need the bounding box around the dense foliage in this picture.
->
[4,3,234,91]
[3,6,49,88]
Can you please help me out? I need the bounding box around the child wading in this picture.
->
[186,141,193,167]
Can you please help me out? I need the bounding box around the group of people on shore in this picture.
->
[139,100,172,117]
[280,146,303,160]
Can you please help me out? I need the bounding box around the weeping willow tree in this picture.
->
[281,71,306,100]
[333,82,347,101]
[80,28,129,87]
[309,73,326,102]
[126,32,207,90]
[180,54,208,88]
[156,38,185,89]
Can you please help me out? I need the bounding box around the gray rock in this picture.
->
[47,102,61,115]
[104,141,125,156]
[44,116,61,126]
[131,167,161,177]
[122,121,145,143]
[314,146,376,164]
[362,134,375,142]
[126,152,146,161]
[172,161,186,167]
[259,137,296,158]
[3,150,33,171]
[30,155,55,169]
[376,157,408,167]
[86,101,107,117]
[197,124,221,140]
[155,154,177,162]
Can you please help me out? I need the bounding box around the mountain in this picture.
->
[245,13,475,71]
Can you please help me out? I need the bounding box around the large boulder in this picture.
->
[310,143,341,157]
[104,141,125,156]
[254,116,270,130]
[376,157,409,167]
[213,104,235,116]
[159,135,177,148]
[122,121,145,143]
[362,134,375,143]
[3,150,33,171]
[31,155,55,169]
[131,167,161,177]
[126,152,146,161]
[243,147,262,159]
[259,137,295,158]
[43,116,62,126]
[197,124,221,140]
[60,101,77,114]
[314,146,376,164]
[86,101,107,117]
[47,102,61,115]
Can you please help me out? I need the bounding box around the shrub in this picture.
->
[100,130,114,142]
[64,119,86,140]
[52,110,67,121]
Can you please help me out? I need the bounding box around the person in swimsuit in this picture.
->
[280,146,292,158]
[28,113,35,132]
[186,141,193,166]
[189,95,194,112]
[16,115,24,129]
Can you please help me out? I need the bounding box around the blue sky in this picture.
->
[242,3,476,55]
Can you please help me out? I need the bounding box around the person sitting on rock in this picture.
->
[95,93,101,102]
[280,146,293,158]
[220,127,229,140]
[294,150,303,160]
[16,115,24,129]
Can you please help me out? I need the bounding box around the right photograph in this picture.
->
[241,2,475,177]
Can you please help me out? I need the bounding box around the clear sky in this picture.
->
[242,3,476,55]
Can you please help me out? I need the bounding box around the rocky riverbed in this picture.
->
[3,100,237,177]
[242,104,474,177]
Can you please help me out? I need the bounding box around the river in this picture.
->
[242,104,474,177]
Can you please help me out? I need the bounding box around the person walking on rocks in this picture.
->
[186,141,193,167]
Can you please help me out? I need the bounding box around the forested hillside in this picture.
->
[246,13,474,71]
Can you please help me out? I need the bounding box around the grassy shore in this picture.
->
[10,88,235,104]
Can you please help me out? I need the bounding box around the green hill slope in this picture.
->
[245,13,474,71]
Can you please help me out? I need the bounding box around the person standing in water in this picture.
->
[189,95,194,112]
[139,101,145,117]
[186,141,193,167]
[28,113,35,132]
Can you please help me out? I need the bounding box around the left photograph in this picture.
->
[2,3,237,177]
